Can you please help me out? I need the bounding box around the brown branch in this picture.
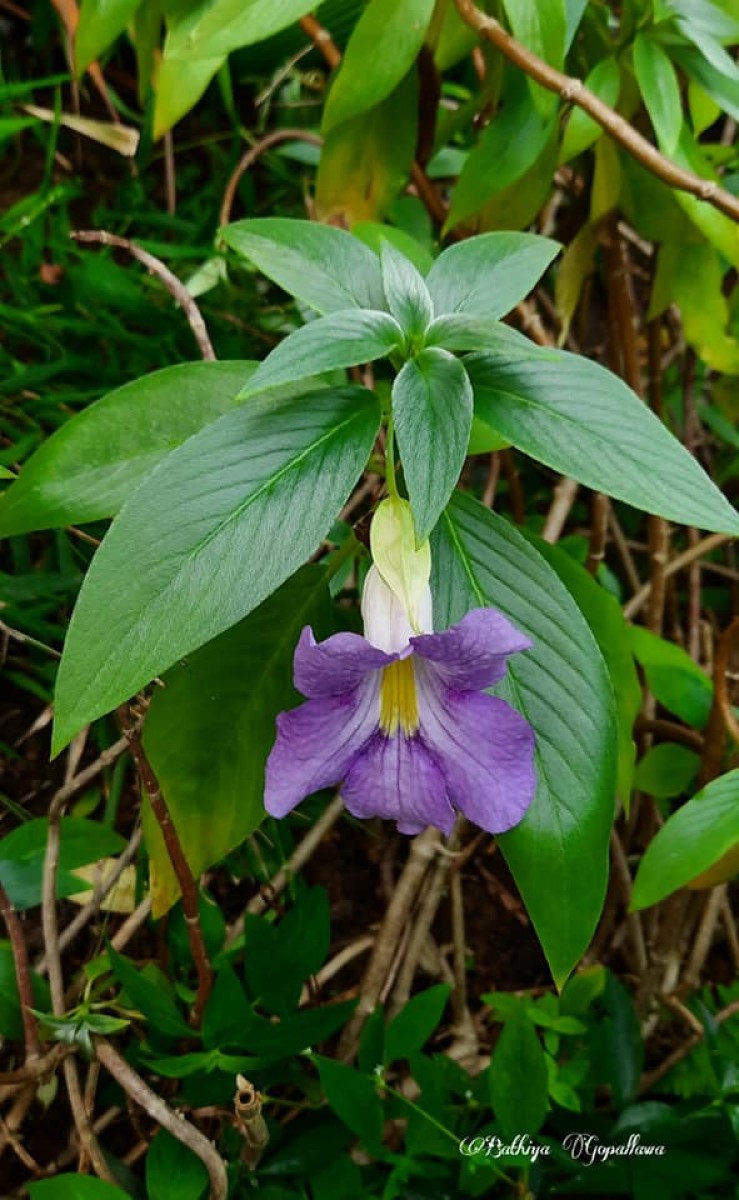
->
[586,492,609,575]
[94,1038,228,1199]
[337,827,440,1060]
[42,785,115,1181]
[119,710,213,1026]
[699,616,739,783]
[0,884,40,1061]
[453,0,739,223]
[541,477,579,543]
[639,995,739,1094]
[624,533,733,620]
[70,231,216,360]
[219,129,324,228]
[299,13,341,69]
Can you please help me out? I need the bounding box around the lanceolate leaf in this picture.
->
[466,349,739,534]
[425,233,559,322]
[241,311,404,396]
[0,362,254,536]
[432,493,616,985]
[142,569,332,915]
[221,218,385,314]
[165,0,326,61]
[631,770,739,910]
[76,0,142,75]
[633,35,683,155]
[392,349,472,540]
[52,387,381,754]
[322,0,435,132]
[379,240,432,338]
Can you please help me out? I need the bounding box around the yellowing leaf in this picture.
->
[21,104,139,156]
[370,496,431,629]
[68,858,137,912]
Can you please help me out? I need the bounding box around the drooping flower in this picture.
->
[264,565,537,836]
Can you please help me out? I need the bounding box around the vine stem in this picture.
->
[118,708,213,1026]
[453,0,739,223]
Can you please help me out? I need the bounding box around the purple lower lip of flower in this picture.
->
[264,607,537,837]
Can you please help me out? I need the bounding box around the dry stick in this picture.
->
[0,884,40,1061]
[609,829,647,973]
[698,616,739,785]
[608,509,643,596]
[94,1038,228,1200]
[227,794,344,945]
[218,129,324,228]
[453,0,739,223]
[683,884,727,989]
[720,893,739,971]
[646,320,670,636]
[0,1045,69,1089]
[388,824,464,1017]
[639,995,739,1094]
[40,734,130,815]
[541,477,579,543]
[624,533,734,620]
[585,491,609,576]
[42,788,115,1182]
[70,231,216,361]
[37,826,143,973]
[119,713,213,1026]
[338,827,440,1060]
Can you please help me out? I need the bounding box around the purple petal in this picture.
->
[264,679,379,818]
[411,608,532,691]
[342,731,455,836]
[417,673,536,834]
[293,627,395,698]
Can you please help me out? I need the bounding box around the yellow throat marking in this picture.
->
[379,658,420,737]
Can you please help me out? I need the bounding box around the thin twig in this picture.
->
[94,1038,228,1199]
[119,710,212,1026]
[299,13,341,69]
[639,995,739,1094]
[70,231,216,360]
[624,534,734,620]
[218,129,323,228]
[337,827,440,1060]
[36,827,143,974]
[541,477,579,543]
[0,884,41,1061]
[454,0,739,222]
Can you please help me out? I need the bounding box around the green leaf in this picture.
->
[392,348,472,540]
[244,887,330,1016]
[353,220,434,274]
[671,127,739,270]
[379,240,432,337]
[590,971,642,1106]
[316,70,419,226]
[529,536,641,801]
[629,625,713,728]
[221,218,385,314]
[201,965,249,1050]
[634,744,701,799]
[0,941,50,1040]
[501,0,565,114]
[631,770,739,910]
[559,57,621,162]
[385,984,451,1063]
[107,946,192,1040]
[153,53,224,139]
[165,0,325,60]
[425,232,559,321]
[146,1129,209,1200]
[672,46,739,122]
[142,569,332,915]
[489,1006,548,1137]
[76,0,142,75]
[0,362,255,536]
[0,819,125,911]
[241,311,403,396]
[316,1056,384,1152]
[28,1177,130,1200]
[322,0,435,132]
[425,315,555,356]
[446,72,555,230]
[466,348,739,534]
[634,35,683,155]
[432,494,616,985]
[53,386,381,753]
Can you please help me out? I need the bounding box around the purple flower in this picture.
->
[264,567,536,836]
